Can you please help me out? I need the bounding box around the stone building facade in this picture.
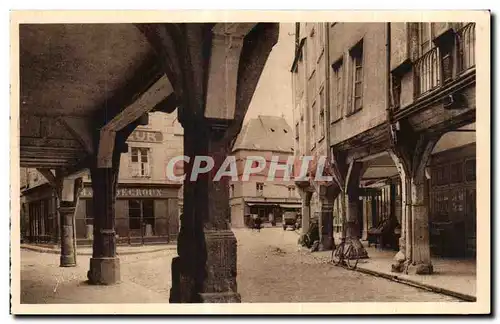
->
[20,110,184,245]
[229,116,301,228]
[291,22,476,274]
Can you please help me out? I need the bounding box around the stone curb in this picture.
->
[21,244,177,256]
[306,250,476,302]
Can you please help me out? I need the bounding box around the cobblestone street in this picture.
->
[20,227,459,304]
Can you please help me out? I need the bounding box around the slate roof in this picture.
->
[232,115,294,153]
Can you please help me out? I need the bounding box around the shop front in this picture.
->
[244,201,301,227]
[428,143,476,258]
[77,183,181,245]
[21,183,59,244]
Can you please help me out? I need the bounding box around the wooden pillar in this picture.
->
[87,149,121,285]
[170,120,241,303]
[344,161,368,258]
[318,185,338,251]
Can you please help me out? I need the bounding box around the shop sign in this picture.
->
[127,130,163,143]
[80,187,170,198]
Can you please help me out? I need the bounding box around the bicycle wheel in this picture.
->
[345,245,359,270]
[331,244,343,265]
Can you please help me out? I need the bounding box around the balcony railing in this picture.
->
[414,46,441,97]
[413,23,476,99]
[457,22,476,74]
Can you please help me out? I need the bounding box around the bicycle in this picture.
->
[331,237,359,270]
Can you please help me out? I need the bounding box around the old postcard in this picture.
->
[10,10,491,315]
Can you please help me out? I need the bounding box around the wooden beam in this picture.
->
[36,168,57,187]
[97,75,174,168]
[57,116,95,154]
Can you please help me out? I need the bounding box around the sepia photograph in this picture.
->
[9,10,491,315]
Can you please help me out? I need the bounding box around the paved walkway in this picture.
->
[309,243,476,301]
[18,228,462,305]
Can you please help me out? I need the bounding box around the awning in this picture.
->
[279,204,301,209]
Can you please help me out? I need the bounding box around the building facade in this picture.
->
[291,22,476,273]
[20,110,184,245]
[229,116,301,228]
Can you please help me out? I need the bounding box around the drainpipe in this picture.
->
[324,23,331,167]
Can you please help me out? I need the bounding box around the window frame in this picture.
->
[130,146,151,178]
[331,57,344,123]
[347,40,364,116]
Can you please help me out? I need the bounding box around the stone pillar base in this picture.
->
[351,238,369,259]
[199,292,242,303]
[407,262,433,275]
[87,257,120,285]
[60,255,76,267]
[203,229,238,295]
[319,237,333,251]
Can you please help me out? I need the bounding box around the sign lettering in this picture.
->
[127,130,163,143]
[80,187,166,198]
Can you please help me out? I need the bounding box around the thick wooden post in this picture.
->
[87,149,121,285]
[389,122,437,274]
[344,161,368,258]
[170,121,240,303]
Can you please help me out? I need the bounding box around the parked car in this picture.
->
[282,211,298,230]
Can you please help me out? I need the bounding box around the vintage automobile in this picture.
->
[282,211,298,230]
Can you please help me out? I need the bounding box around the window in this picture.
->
[392,73,402,109]
[230,184,235,198]
[418,23,433,56]
[128,199,155,233]
[449,162,464,184]
[256,183,264,196]
[85,199,93,225]
[433,165,449,186]
[130,147,151,178]
[348,41,363,115]
[331,59,343,121]
[311,101,317,145]
[295,122,299,141]
[465,159,476,182]
[319,87,325,138]
[129,200,142,230]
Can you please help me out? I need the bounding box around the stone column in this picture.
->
[408,174,433,274]
[390,153,410,273]
[59,203,77,267]
[318,197,334,251]
[299,190,312,235]
[55,176,81,267]
[87,151,121,285]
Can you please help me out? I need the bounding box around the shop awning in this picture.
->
[279,204,301,209]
